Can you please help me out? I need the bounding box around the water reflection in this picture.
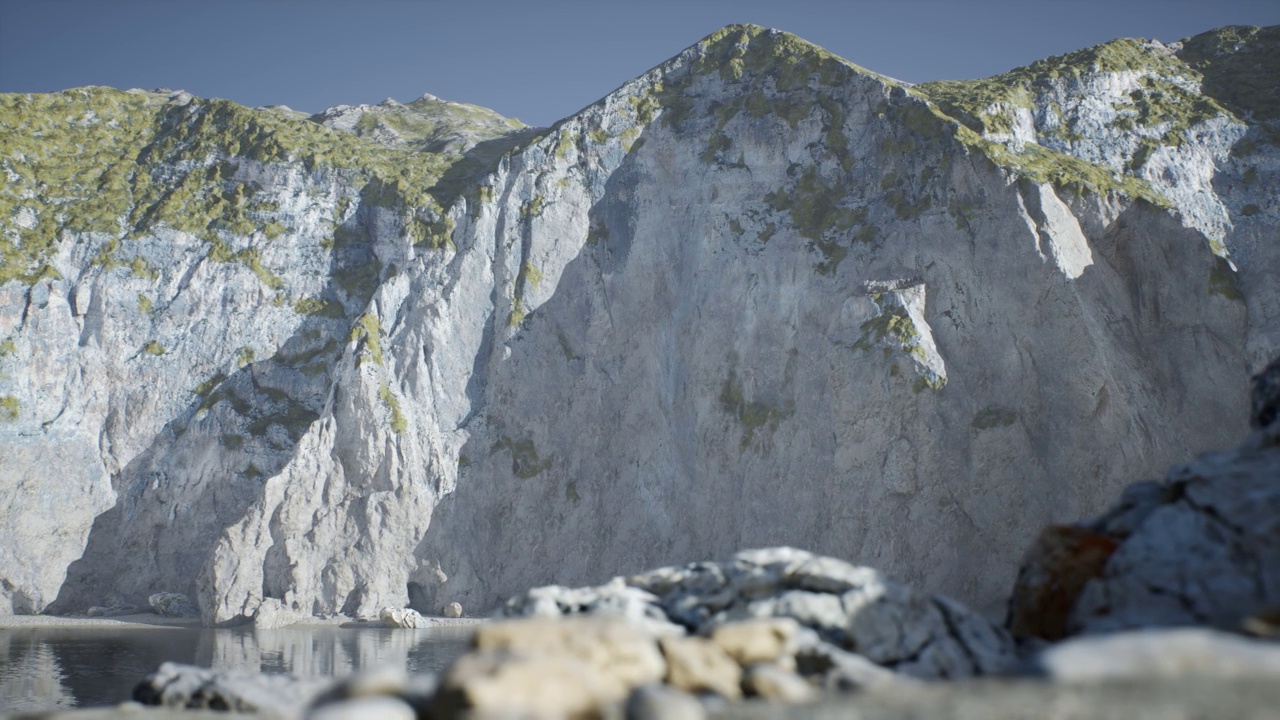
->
[0,625,472,713]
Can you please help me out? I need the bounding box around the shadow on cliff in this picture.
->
[48,193,390,616]
[407,122,688,615]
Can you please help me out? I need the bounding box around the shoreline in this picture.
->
[0,612,483,630]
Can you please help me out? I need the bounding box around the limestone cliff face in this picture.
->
[0,24,1273,622]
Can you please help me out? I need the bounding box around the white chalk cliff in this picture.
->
[0,24,1274,623]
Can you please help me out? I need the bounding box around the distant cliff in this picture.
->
[0,24,1274,624]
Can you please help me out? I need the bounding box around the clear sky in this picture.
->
[2,0,1276,127]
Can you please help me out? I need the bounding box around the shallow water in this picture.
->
[0,625,472,713]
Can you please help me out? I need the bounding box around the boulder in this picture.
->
[431,615,666,719]
[442,601,463,618]
[1010,359,1280,638]
[502,547,1016,680]
[659,636,742,699]
[134,661,326,715]
[472,616,667,691]
[378,606,426,629]
[148,592,198,618]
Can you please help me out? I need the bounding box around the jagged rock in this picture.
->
[442,601,463,618]
[1031,628,1280,680]
[134,661,326,715]
[378,607,426,629]
[659,636,743,699]
[1011,360,1280,637]
[504,578,686,636]
[148,592,198,618]
[503,548,1016,680]
[1,23,1272,624]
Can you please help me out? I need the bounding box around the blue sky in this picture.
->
[2,0,1276,127]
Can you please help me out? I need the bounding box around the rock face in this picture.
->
[501,547,1016,680]
[1010,356,1280,637]
[0,24,1276,623]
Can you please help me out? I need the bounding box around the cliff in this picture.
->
[0,24,1274,623]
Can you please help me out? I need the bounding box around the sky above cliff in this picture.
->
[2,0,1277,127]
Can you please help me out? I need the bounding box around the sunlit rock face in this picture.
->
[0,24,1274,622]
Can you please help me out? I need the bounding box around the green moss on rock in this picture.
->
[494,435,551,478]
[378,380,408,435]
[0,395,17,422]
[719,371,793,450]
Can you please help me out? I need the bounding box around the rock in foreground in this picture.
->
[1010,357,1280,638]
[501,547,1016,680]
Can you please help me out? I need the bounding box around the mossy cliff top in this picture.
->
[0,85,523,285]
[677,25,1171,206]
[311,92,529,155]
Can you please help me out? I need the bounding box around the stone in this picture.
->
[625,684,706,720]
[378,607,426,629]
[134,661,326,715]
[742,663,816,703]
[499,549,1016,680]
[1031,628,1280,680]
[472,616,666,691]
[148,592,198,618]
[709,618,801,666]
[432,651,621,719]
[659,636,743,699]
[442,601,463,618]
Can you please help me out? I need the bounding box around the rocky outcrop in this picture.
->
[0,24,1276,625]
[148,592,198,618]
[501,547,1016,680]
[1010,355,1280,637]
[134,662,327,717]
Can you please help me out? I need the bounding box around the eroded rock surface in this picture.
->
[0,24,1275,624]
